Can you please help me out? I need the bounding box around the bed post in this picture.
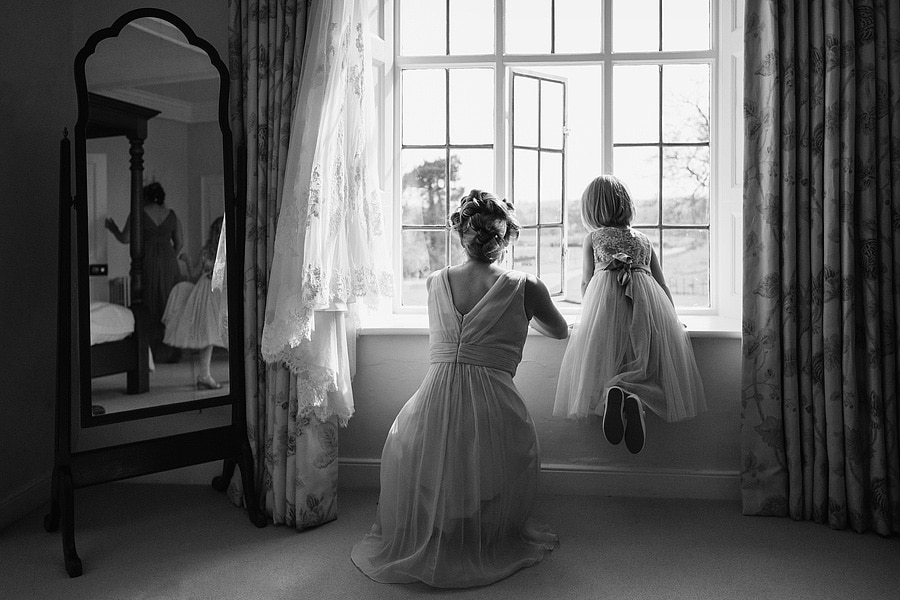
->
[126,136,149,394]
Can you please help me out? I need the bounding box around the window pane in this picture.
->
[450,69,494,145]
[450,0,495,55]
[613,65,659,144]
[402,69,446,145]
[662,146,710,225]
[535,65,601,254]
[540,227,564,294]
[402,230,448,305]
[513,148,538,225]
[555,0,602,54]
[663,0,710,51]
[506,0,551,54]
[613,0,659,53]
[540,151,563,223]
[614,146,659,226]
[662,229,710,307]
[662,64,710,143]
[513,228,537,275]
[513,74,539,147]
[402,149,447,225]
[449,149,494,205]
[540,79,565,150]
[400,0,446,56]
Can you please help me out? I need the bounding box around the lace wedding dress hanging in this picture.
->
[259,0,391,425]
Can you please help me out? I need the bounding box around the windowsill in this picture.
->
[359,313,741,339]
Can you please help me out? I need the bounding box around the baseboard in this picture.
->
[0,476,51,531]
[338,458,740,501]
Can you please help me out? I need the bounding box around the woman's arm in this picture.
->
[649,247,675,307]
[104,213,131,244]
[581,232,595,297]
[524,274,569,339]
[172,212,184,256]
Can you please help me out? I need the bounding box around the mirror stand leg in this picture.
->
[43,467,60,533]
[211,459,236,492]
[59,467,83,577]
[238,441,267,528]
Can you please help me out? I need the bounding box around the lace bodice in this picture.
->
[591,227,652,272]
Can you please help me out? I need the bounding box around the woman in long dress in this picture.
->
[105,182,184,361]
[351,190,569,588]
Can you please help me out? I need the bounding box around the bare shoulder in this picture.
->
[523,272,550,302]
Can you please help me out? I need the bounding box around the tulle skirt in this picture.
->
[553,270,706,422]
[351,362,558,588]
[162,277,227,350]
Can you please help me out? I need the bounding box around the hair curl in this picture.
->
[449,189,520,263]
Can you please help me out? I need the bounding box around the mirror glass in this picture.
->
[84,17,229,416]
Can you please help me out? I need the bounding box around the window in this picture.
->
[383,0,742,317]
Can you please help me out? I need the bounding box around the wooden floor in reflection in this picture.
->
[91,348,230,414]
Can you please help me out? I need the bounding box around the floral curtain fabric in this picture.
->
[742,0,900,534]
[227,0,342,530]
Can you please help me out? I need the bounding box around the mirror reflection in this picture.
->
[85,17,228,416]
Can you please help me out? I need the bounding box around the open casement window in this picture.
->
[510,69,567,297]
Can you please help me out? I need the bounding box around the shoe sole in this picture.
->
[603,387,625,445]
[623,394,646,454]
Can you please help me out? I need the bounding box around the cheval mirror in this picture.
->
[47,8,265,579]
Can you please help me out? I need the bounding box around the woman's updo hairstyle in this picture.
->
[143,182,166,205]
[449,189,520,263]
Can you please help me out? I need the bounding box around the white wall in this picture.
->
[343,333,742,499]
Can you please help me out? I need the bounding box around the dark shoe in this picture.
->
[196,377,222,390]
[623,394,646,454]
[602,387,626,445]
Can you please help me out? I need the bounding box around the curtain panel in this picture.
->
[742,0,900,534]
[228,0,341,530]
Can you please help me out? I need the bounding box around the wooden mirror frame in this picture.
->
[47,8,265,579]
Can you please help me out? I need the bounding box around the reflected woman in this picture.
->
[105,181,184,362]
[162,216,228,390]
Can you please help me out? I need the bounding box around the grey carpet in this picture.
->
[2,483,898,599]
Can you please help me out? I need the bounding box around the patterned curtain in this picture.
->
[227,0,342,530]
[742,0,900,534]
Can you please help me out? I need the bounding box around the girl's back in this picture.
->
[590,226,652,271]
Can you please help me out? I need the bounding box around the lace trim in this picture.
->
[292,360,353,427]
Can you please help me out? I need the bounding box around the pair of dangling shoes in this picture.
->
[601,386,646,454]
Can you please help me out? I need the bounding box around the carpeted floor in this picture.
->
[2,483,898,600]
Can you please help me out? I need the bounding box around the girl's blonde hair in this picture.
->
[581,175,635,229]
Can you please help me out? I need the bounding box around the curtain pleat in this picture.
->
[742,0,900,535]
[228,0,340,530]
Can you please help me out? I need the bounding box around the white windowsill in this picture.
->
[359,313,741,339]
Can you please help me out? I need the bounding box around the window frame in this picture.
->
[378,0,743,321]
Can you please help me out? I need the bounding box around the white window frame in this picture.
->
[374,0,743,324]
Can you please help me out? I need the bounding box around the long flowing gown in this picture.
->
[162,250,227,350]
[351,268,558,588]
[142,210,183,342]
[553,227,706,422]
